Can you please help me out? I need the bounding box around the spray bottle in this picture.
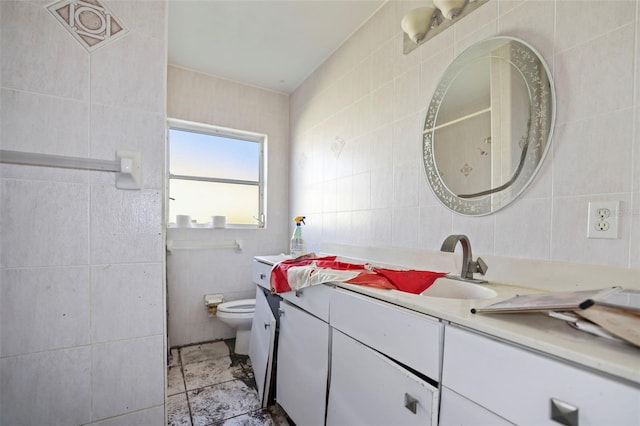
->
[290,216,306,258]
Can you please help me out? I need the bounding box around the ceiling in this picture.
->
[168,0,385,93]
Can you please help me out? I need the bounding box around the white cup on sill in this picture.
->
[212,216,227,228]
[176,215,192,228]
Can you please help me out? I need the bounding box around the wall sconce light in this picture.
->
[434,0,467,20]
[400,7,435,44]
[402,0,489,54]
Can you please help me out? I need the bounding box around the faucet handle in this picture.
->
[474,257,488,275]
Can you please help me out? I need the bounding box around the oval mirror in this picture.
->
[422,36,555,215]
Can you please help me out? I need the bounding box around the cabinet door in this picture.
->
[439,387,513,426]
[327,329,439,426]
[276,301,329,426]
[443,325,640,425]
[248,287,276,408]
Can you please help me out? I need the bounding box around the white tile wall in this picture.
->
[166,65,290,346]
[555,23,635,124]
[0,1,166,424]
[91,263,164,343]
[0,179,89,268]
[89,186,164,264]
[0,346,92,425]
[1,88,89,156]
[0,267,90,357]
[91,406,166,426]
[91,336,165,420]
[554,0,636,54]
[551,194,632,267]
[553,108,634,196]
[90,32,166,114]
[0,2,90,100]
[635,0,640,266]
[89,104,166,189]
[290,0,640,269]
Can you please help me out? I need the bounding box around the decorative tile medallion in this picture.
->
[460,163,473,177]
[331,137,345,158]
[47,0,128,52]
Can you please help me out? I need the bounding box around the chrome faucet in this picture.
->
[440,234,488,283]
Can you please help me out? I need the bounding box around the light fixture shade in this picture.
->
[434,0,466,20]
[401,7,436,44]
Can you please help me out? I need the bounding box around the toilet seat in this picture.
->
[217,299,255,314]
[215,298,255,355]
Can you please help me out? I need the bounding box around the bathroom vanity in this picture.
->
[249,254,640,426]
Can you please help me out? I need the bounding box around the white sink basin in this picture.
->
[421,279,497,300]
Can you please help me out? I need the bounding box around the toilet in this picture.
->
[216,299,255,355]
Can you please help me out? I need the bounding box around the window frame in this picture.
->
[166,118,267,228]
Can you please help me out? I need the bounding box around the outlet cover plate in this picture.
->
[587,201,619,239]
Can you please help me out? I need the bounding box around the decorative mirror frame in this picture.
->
[422,36,556,216]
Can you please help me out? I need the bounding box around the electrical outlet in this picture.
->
[587,201,619,239]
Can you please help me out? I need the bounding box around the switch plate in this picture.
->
[587,201,619,239]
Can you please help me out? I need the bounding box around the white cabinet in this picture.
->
[441,324,640,426]
[276,300,330,426]
[248,286,276,407]
[249,260,280,407]
[280,284,333,322]
[327,289,442,426]
[251,259,272,290]
[327,329,439,426]
[439,387,512,426]
[330,289,442,379]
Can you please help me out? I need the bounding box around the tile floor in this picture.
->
[167,339,290,426]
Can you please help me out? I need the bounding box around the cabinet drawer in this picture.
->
[251,260,272,290]
[280,284,333,322]
[327,329,438,426]
[439,387,511,426]
[331,289,442,379]
[443,325,640,425]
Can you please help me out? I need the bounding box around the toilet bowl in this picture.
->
[216,299,255,355]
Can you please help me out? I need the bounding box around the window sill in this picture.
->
[167,224,263,230]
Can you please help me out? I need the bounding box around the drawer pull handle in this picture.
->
[404,393,418,414]
[278,308,285,317]
[264,322,270,329]
[260,273,266,279]
[550,398,578,426]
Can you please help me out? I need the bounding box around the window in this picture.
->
[167,119,266,227]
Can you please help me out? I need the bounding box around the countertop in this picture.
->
[254,254,640,386]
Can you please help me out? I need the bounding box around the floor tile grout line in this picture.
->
[185,376,253,395]
[181,355,237,369]
[177,347,195,426]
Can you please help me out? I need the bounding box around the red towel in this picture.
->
[315,260,368,270]
[345,271,396,290]
[270,255,337,293]
[269,254,446,295]
[373,267,447,294]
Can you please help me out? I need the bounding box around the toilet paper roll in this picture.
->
[212,216,226,228]
[176,215,192,228]
[204,293,224,317]
[204,293,224,305]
